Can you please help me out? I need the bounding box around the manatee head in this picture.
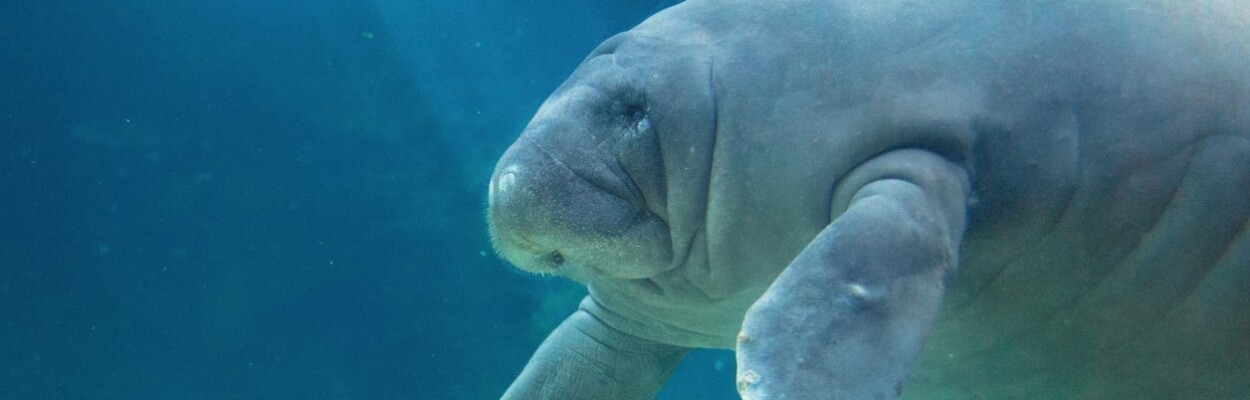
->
[487,18,715,281]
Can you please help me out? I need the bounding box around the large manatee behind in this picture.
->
[485,0,1250,398]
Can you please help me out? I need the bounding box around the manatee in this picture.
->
[485,0,1250,398]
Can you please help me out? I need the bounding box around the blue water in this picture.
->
[0,0,737,398]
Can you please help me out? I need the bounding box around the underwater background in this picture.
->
[0,0,741,398]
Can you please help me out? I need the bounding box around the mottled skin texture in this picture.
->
[486,0,1250,398]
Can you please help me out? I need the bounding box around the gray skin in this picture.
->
[486,0,1250,398]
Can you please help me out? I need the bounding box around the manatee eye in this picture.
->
[623,105,650,134]
[627,107,646,121]
[635,114,651,132]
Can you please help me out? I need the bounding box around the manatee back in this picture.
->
[914,2,1250,397]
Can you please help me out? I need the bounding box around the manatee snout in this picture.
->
[486,138,576,274]
[487,133,674,279]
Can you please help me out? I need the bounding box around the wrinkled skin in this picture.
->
[486,0,1250,398]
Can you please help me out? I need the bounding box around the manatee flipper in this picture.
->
[736,150,970,400]
[502,301,690,400]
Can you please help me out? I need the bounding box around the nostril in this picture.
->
[489,167,520,206]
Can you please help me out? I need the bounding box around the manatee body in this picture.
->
[486,0,1250,398]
